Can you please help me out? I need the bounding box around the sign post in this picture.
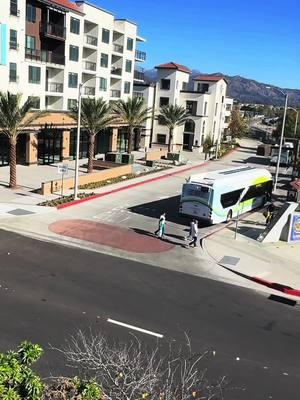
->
[57,164,68,197]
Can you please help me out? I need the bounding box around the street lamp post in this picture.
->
[215,103,224,160]
[74,82,83,200]
[266,87,288,191]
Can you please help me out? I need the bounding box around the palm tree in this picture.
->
[157,104,189,152]
[0,92,45,188]
[72,97,115,173]
[113,97,151,154]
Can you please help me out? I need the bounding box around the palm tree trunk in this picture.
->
[128,126,134,154]
[168,128,173,153]
[87,134,95,173]
[9,136,17,188]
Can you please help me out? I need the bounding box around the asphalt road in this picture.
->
[0,230,300,399]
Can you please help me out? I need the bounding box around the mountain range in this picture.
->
[144,69,300,107]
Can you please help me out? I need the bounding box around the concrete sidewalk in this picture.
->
[203,210,300,292]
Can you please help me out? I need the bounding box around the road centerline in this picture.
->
[107,318,164,338]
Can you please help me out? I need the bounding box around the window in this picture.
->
[197,83,209,93]
[215,103,218,116]
[28,96,40,109]
[70,17,80,34]
[161,79,170,90]
[102,29,110,44]
[10,0,18,16]
[99,77,107,91]
[28,66,40,84]
[225,116,230,123]
[26,3,36,22]
[69,45,79,61]
[68,72,78,88]
[157,134,166,144]
[203,101,208,115]
[9,63,17,82]
[242,182,272,202]
[213,121,216,133]
[183,185,211,201]
[124,81,131,94]
[226,103,232,111]
[25,35,35,50]
[9,30,17,50]
[182,82,187,90]
[186,101,197,116]
[100,53,108,68]
[125,60,132,73]
[221,189,244,208]
[202,121,206,134]
[68,99,77,110]
[127,37,133,51]
[159,97,169,107]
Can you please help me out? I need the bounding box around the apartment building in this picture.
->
[134,62,233,152]
[0,0,146,166]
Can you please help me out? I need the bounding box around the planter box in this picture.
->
[122,153,135,164]
[167,152,181,162]
[146,160,155,167]
[106,152,122,164]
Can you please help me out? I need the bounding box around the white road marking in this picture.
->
[107,318,163,338]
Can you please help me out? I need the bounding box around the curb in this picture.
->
[57,161,209,210]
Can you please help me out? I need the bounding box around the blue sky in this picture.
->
[93,0,300,89]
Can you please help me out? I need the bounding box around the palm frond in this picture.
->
[157,104,189,129]
[113,97,151,128]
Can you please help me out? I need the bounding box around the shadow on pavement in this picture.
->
[129,195,190,226]
[232,156,270,166]
[130,227,182,246]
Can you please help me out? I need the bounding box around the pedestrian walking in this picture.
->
[155,213,166,238]
[188,219,198,247]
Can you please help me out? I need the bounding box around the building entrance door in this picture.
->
[69,129,88,159]
[0,134,9,166]
[183,133,194,151]
[16,133,27,165]
[117,128,128,153]
[38,129,62,165]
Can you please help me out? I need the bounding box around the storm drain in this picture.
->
[7,208,35,216]
[219,256,240,266]
[268,294,297,307]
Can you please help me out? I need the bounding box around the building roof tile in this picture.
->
[193,75,228,83]
[155,62,191,74]
[48,0,81,13]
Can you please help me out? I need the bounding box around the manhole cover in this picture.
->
[7,208,35,216]
[219,256,240,266]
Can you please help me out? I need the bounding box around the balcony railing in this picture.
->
[46,82,64,93]
[85,35,98,47]
[135,50,146,61]
[84,86,96,96]
[25,48,65,65]
[110,90,121,98]
[133,91,144,98]
[134,70,145,81]
[111,67,122,76]
[113,44,124,53]
[83,61,96,71]
[40,22,66,40]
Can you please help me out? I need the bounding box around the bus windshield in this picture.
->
[183,184,211,202]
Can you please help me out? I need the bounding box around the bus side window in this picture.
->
[221,189,243,208]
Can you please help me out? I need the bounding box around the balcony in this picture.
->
[84,86,96,96]
[85,35,98,47]
[10,2,19,16]
[46,82,63,93]
[83,61,96,71]
[113,44,124,54]
[25,48,65,65]
[9,41,19,50]
[111,67,122,76]
[110,90,121,98]
[40,22,66,41]
[134,69,145,81]
[135,50,146,61]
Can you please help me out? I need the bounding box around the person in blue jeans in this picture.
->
[188,219,198,247]
[155,213,166,238]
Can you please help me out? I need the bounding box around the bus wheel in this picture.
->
[226,210,233,222]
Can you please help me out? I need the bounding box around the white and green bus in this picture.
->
[179,166,273,224]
